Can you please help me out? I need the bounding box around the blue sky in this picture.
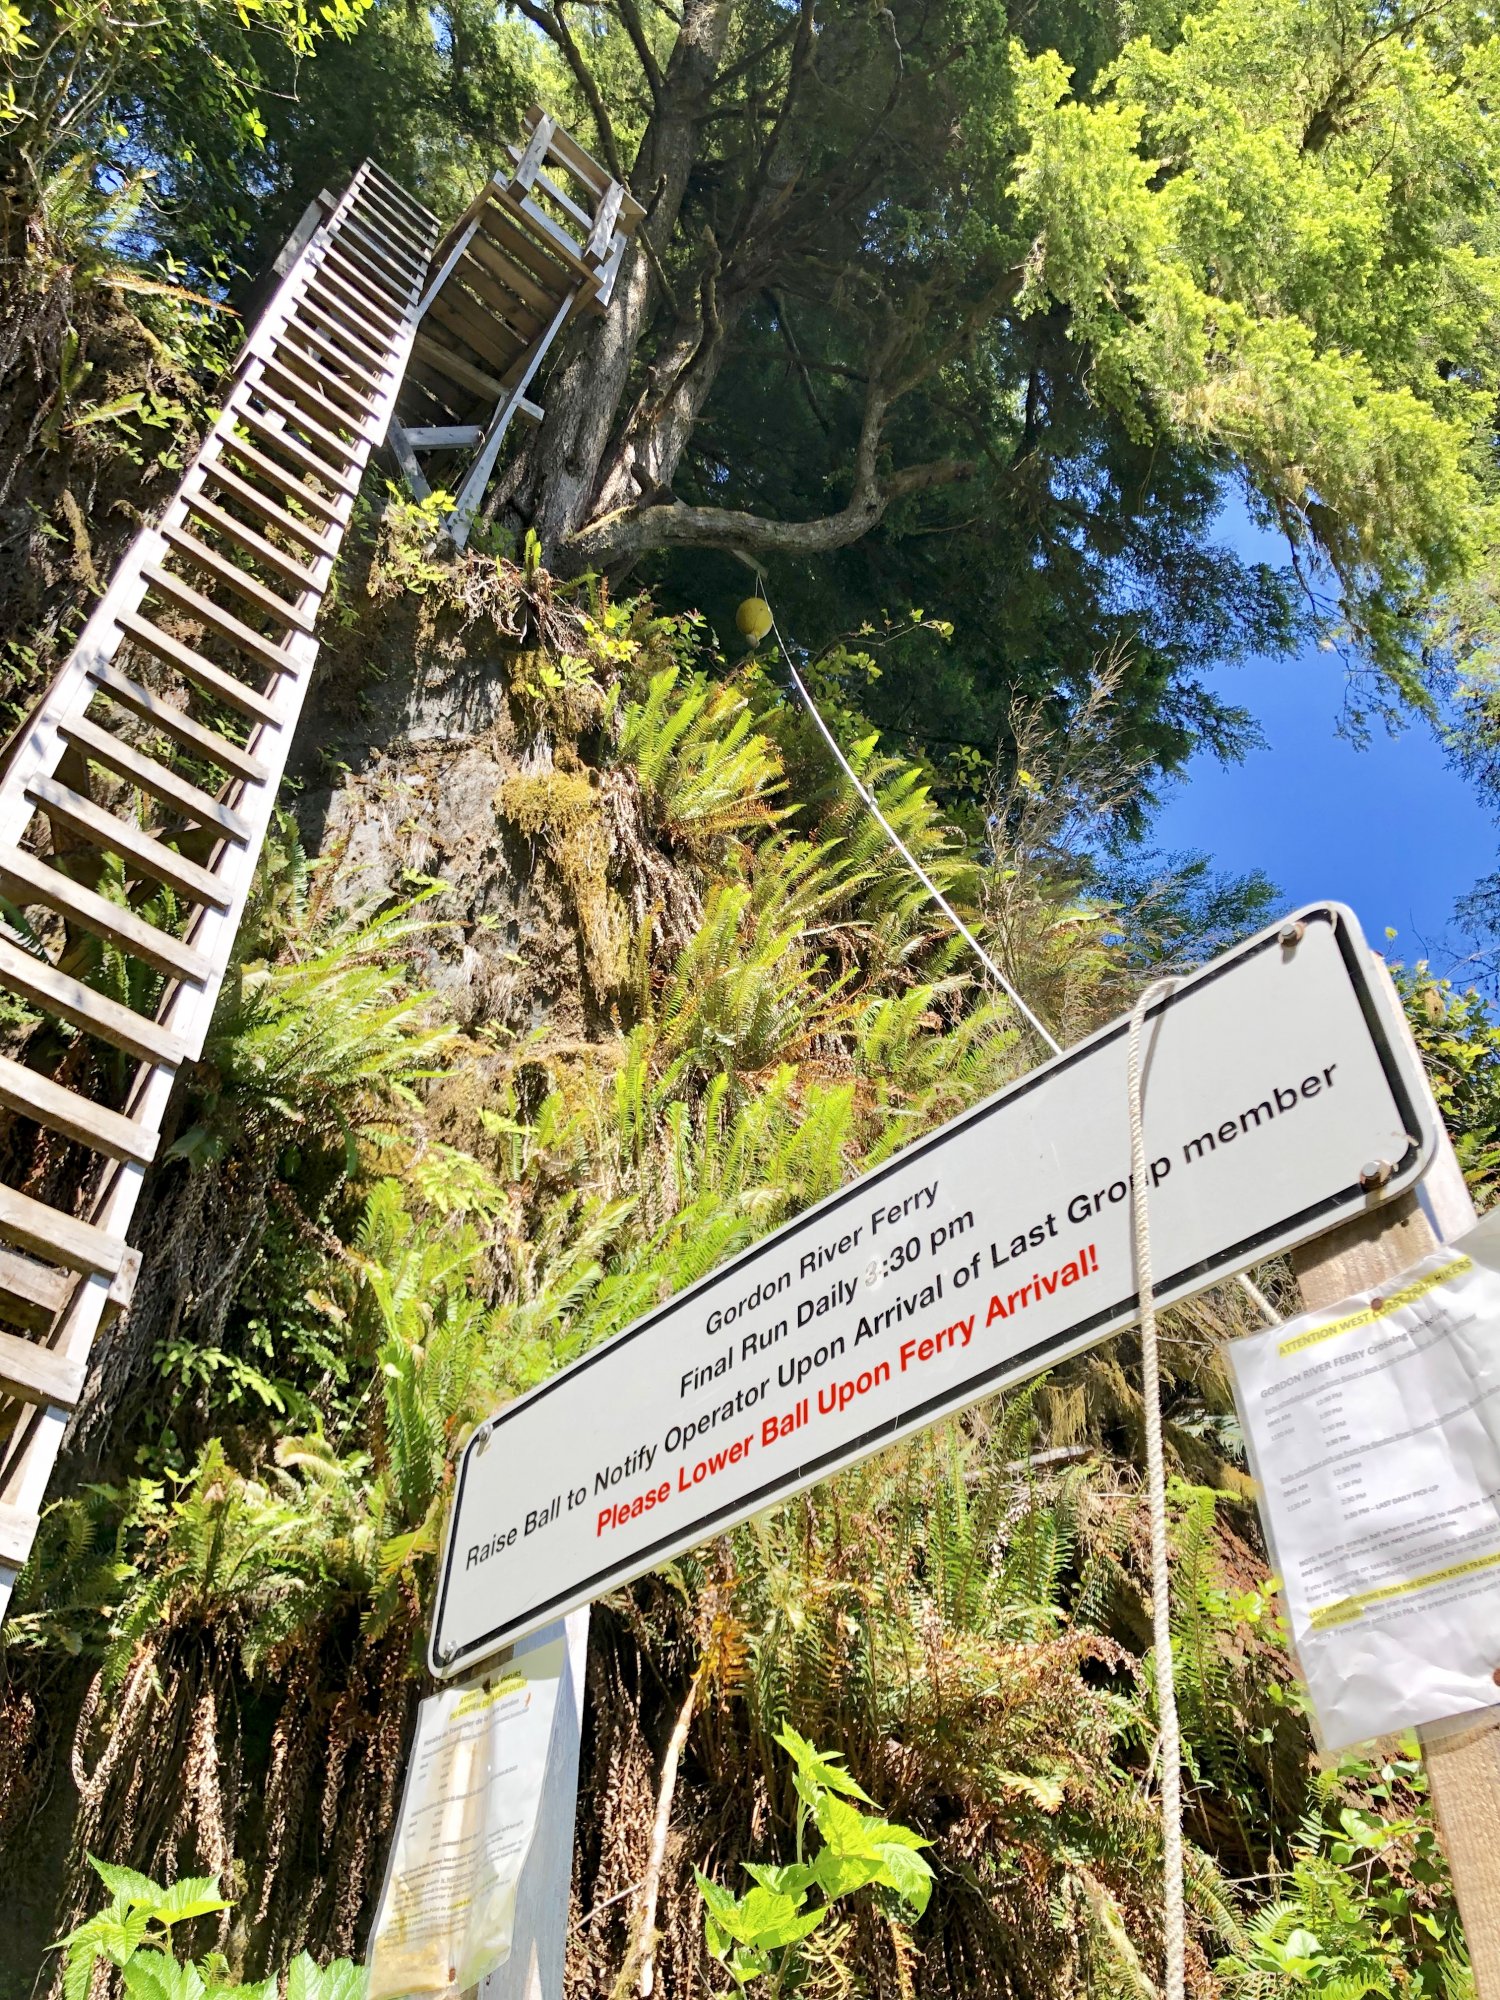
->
[1148,510,1496,982]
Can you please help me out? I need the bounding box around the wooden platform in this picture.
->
[390,108,642,545]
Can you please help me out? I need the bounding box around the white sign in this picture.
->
[432,905,1432,1677]
[368,1641,565,1996]
[1232,1244,1500,1748]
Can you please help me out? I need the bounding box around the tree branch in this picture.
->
[564,455,975,568]
[610,0,666,105]
[567,329,983,570]
[765,288,832,434]
[508,0,625,180]
[708,16,800,96]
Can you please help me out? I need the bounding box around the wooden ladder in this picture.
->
[0,160,438,1617]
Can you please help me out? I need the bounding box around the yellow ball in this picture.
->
[736,596,773,642]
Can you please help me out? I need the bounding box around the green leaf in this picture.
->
[811,1789,874,1856]
[809,1850,884,1901]
[284,1954,367,2000]
[153,1877,230,1928]
[57,1906,154,1974]
[694,1869,741,1924]
[774,1726,873,1802]
[89,1858,166,1910]
[873,1842,935,1917]
[121,1953,207,2000]
[741,1861,814,1900]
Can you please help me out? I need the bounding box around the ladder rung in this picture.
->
[87,660,268,784]
[0,1248,73,1335]
[228,404,362,497]
[0,845,214,985]
[0,1501,40,1570]
[245,374,366,463]
[274,334,384,414]
[354,176,428,227]
[354,183,433,251]
[267,340,381,419]
[160,523,317,636]
[310,256,403,329]
[357,180,432,236]
[350,209,429,274]
[117,611,283,722]
[339,208,421,265]
[324,247,414,322]
[59,713,251,843]
[199,458,341,554]
[345,194,428,255]
[330,230,418,302]
[363,161,439,224]
[140,565,307,678]
[329,226,416,293]
[292,297,393,377]
[183,491,320,593]
[24,775,233,913]
[306,270,401,344]
[353,180,432,241]
[254,357,377,443]
[213,433,346,525]
[0,1179,126,1279]
[0,932,188,1065]
[0,1050,159,1165]
[0,1323,87,1411]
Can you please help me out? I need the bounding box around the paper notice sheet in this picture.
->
[1230,1249,1500,1747]
[368,1639,564,1998]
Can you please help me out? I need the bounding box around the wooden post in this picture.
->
[480,1606,590,2000]
[1290,958,1500,1995]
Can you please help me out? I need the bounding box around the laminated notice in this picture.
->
[367,1639,564,1998]
[1230,1249,1500,1748]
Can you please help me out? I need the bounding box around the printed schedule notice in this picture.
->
[1232,1250,1500,1747]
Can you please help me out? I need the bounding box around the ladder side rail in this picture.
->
[447,286,576,548]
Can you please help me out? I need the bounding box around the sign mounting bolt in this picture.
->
[1279,921,1306,949]
[1359,1159,1395,1190]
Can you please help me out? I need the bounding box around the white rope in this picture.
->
[754,590,1270,1996]
[763,598,1284,1349]
[765,608,1063,1057]
[1127,977,1187,2000]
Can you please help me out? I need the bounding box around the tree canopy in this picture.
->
[5,0,1498,801]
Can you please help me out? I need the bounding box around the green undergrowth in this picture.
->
[0,568,1478,1997]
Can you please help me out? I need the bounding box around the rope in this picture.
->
[765,606,1063,1057]
[754,589,1274,1995]
[1127,977,1187,2000]
[762,594,1281,1334]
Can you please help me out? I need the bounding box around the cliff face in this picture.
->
[0,516,1436,2000]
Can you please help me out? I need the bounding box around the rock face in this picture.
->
[290,554,614,1049]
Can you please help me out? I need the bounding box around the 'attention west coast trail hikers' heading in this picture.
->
[432,906,1434,1676]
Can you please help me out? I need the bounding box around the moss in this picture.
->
[495,768,629,1003]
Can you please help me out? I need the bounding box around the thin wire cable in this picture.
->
[764,600,1282,1333]
[1127,977,1187,2000]
[766,610,1062,1056]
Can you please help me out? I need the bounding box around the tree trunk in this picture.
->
[500,0,736,558]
